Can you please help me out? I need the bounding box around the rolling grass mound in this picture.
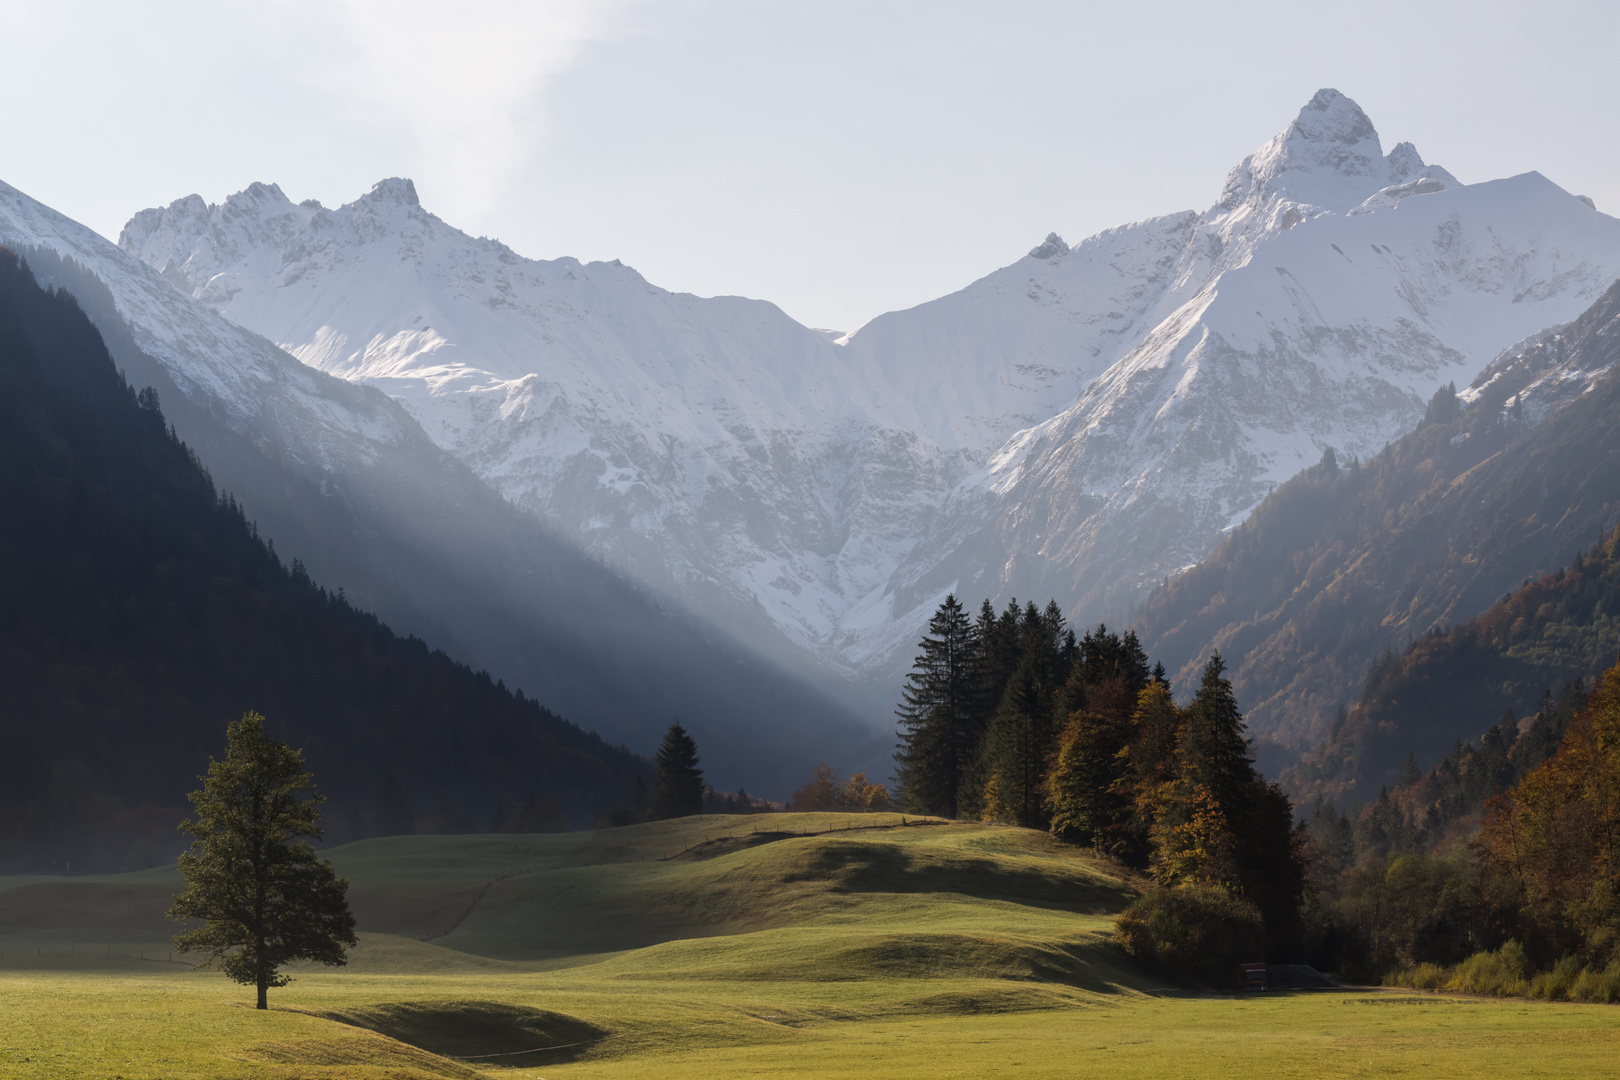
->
[0,877,174,930]
[307,999,605,1064]
[287,814,1137,967]
[0,815,1144,978]
[5,815,1619,1078]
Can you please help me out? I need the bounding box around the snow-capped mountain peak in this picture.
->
[117,91,1620,690]
[365,176,420,207]
[840,91,1620,651]
[1204,90,1460,273]
[119,174,967,677]
[1220,88,1452,214]
[1028,232,1069,260]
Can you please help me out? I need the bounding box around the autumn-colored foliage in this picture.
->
[1114,884,1264,983]
[789,764,893,812]
[1479,661,1620,960]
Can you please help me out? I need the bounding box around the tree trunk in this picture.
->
[256,928,268,1009]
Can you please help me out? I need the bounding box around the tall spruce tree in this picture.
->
[168,712,356,1009]
[1178,652,1254,812]
[894,595,980,817]
[1147,653,1305,940]
[962,597,1069,825]
[982,651,1052,827]
[652,722,705,819]
[1127,680,1182,787]
[977,599,1026,711]
[954,598,1012,820]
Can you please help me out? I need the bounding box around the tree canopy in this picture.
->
[653,722,705,819]
[168,712,357,1009]
[893,594,978,818]
[895,595,1307,950]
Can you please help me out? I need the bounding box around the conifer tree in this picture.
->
[1127,680,1182,787]
[1044,623,1154,851]
[955,598,1019,819]
[168,712,356,1009]
[1113,680,1185,861]
[1145,654,1306,938]
[982,651,1052,827]
[1046,675,1142,850]
[894,595,979,817]
[1177,652,1254,813]
[652,722,704,819]
[977,599,1026,711]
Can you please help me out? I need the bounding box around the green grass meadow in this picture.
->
[1,814,1615,1078]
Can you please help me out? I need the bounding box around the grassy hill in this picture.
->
[2,815,1618,1078]
[0,813,1138,968]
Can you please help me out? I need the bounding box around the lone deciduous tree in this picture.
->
[168,712,357,1009]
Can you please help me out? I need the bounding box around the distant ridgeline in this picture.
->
[1135,279,1620,792]
[0,249,647,874]
[1298,520,1620,803]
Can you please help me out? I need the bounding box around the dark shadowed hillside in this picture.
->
[10,244,888,798]
[1133,281,1620,766]
[0,248,649,873]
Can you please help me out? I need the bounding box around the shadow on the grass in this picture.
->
[303,999,607,1065]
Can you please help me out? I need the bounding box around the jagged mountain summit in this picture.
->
[120,177,962,677]
[864,89,1620,626]
[0,178,885,792]
[120,90,1620,685]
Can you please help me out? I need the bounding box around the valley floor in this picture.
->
[1,815,1615,1078]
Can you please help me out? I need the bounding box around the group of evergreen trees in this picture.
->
[896,595,1305,939]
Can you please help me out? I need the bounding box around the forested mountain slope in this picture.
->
[0,249,646,873]
[1133,280,1620,768]
[0,204,882,793]
[1302,521,1620,801]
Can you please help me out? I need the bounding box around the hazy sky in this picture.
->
[3,0,1617,331]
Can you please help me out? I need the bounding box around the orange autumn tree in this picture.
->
[1480,659,1620,959]
[789,764,894,812]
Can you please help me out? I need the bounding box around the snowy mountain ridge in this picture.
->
[0,177,887,780]
[121,173,977,675]
[862,92,1620,628]
[117,90,1620,682]
[0,177,418,468]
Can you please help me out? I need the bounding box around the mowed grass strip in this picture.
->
[2,815,1617,1078]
